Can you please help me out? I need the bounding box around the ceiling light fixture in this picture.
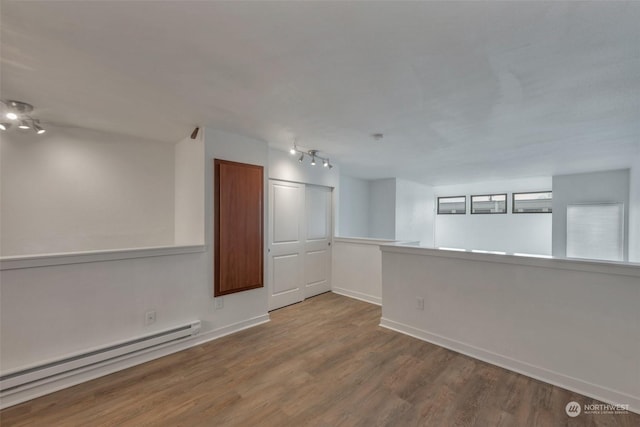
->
[289,142,333,170]
[0,99,47,135]
[33,121,46,134]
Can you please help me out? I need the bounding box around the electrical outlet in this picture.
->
[214,297,224,310]
[145,310,156,325]
[416,297,424,311]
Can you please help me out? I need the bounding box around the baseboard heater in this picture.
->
[0,321,201,392]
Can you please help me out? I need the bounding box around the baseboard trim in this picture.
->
[379,317,639,415]
[332,287,381,305]
[0,314,270,410]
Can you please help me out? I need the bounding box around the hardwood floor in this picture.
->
[1,292,638,426]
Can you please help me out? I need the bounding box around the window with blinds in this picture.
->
[471,194,507,214]
[437,196,466,215]
[566,203,624,262]
[513,191,552,213]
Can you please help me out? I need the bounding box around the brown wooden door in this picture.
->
[214,159,264,296]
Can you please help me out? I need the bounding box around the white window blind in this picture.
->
[566,203,624,262]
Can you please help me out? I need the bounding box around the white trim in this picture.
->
[333,237,398,246]
[0,314,269,410]
[379,318,640,415]
[331,288,381,306]
[380,244,640,278]
[0,244,207,271]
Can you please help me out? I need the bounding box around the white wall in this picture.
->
[552,169,630,261]
[395,178,434,246]
[331,237,394,305]
[629,152,640,263]
[434,177,552,255]
[174,133,205,245]
[369,178,396,240]
[380,246,640,412]
[0,128,175,256]
[337,175,370,238]
[0,127,270,405]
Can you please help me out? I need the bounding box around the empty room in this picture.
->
[1,1,639,426]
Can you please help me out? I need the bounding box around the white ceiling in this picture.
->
[1,1,639,185]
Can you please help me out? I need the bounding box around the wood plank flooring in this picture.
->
[1,292,638,426]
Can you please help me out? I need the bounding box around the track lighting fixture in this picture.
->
[288,142,333,170]
[0,99,47,135]
[33,122,46,134]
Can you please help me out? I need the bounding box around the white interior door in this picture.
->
[268,180,305,310]
[304,185,332,298]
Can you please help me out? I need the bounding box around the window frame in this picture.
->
[470,193,508,215]
[512,191,553,214]
[437,196,467,215]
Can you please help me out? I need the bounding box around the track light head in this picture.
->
[18,120,30,129]
[298,153,304,163]
[6,112,17,120]
[0,122,10,131]
[33,122,46,134]
[323,159,329,168]
[290,147,296,155]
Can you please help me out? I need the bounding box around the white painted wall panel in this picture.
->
[174,134,205,245]
[338,175,371,238]
[395,178,434,246]
[0,128,175,256]
[0,127,269,403]
[434,177,552,254]
[380,246,640,412]
[369,179,396,240]
[331,238,394,305]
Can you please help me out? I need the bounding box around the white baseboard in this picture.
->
[332,287,381,305]
[0,314,270,410]
[379,317,639,415]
